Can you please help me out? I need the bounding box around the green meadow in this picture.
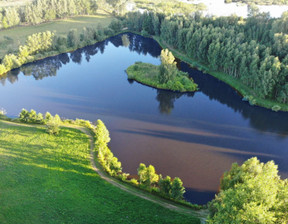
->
[0,13,113,59]
[0,121,200,224]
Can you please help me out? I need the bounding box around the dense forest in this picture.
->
[123,11,288,107]
[225,0,288,5]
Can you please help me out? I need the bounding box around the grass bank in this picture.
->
[153,36,288,112]
[0,120,201,224]
[0,12,113,59]
[126,62,198,92]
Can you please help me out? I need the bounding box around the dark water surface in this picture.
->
[1,33,288,204]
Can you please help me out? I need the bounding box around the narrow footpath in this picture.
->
[0,120,208,223]
[79,127,208,223]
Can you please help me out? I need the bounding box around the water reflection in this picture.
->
[182,62,288,135]
[121,34,130,47]
[2,33,161,85]
[156,90,195,115]
[1,32,288,205]
[1,33,288,136]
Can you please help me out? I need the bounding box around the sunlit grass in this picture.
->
[0,121,200,224]
[0,12,113,59]
[0,0,33,7]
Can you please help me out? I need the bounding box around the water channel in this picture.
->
[1,33,288,204]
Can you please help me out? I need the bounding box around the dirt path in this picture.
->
[78,127,208,223]
[0,120,208,223]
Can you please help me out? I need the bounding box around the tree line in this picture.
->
[0,20,124,76]
[0,31,54,75]
[123,11,288,108]
[0,0,99,29]
[94,120,191,204]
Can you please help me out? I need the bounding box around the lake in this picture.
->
[1,33,288,204]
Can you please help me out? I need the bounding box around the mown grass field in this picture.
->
[0,12,113,59]
[0,0,32,7]
[0,121,200,224]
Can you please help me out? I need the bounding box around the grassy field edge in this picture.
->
[0,119,207,223]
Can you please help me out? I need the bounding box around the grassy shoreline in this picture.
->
[0,119,202,224]
[1,15,286,111]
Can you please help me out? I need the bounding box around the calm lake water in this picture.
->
[1,33,288,204]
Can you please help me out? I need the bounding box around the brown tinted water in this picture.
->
[1,33,288,204]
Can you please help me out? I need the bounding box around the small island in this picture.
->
[126,49,198,92]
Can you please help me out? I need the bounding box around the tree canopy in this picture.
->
[208,157,288,224]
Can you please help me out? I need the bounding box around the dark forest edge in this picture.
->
[126,49,198,92]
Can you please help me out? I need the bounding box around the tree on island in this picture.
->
[159,49,177,84]
[208,157,288,224]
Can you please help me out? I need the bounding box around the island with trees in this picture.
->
[126,49,198,92]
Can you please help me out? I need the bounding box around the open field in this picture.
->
[0,12,113,59]
[0,0,32,7]
[0,120,200,224]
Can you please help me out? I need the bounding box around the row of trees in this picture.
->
[0,0,99,29]
[137,163,185,200]
[19,109,61,124]
[208,157,288,223]
[0,21,123,76]
[94,120,187,202]
[95,119,123,177]
[0,31,54,75]
[18,109,62,135]
[123,11,288,106]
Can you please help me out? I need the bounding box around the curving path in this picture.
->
[78,127,208,223]
[0,120,208,223]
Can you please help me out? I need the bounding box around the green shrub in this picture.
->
[46,121,60,135]
[141,29,149,37]
[272,105,281,112]
[129,178,139,186]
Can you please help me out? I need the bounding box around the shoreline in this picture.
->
[1,30,287,112]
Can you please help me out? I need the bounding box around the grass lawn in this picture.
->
[0,12,113,59]
[0,0,33,7]
[0,121,200,224]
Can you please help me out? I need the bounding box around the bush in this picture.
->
[129,178,139,186]
[272,105,281,112]
[46,121,60,135]
[141,29,149,37]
